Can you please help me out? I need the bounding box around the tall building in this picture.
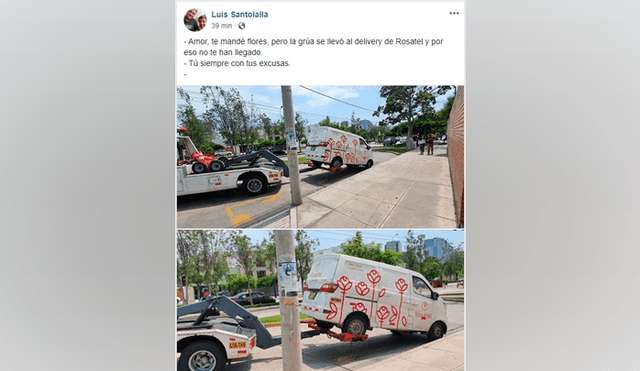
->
[385,240,402,252]
[359,119,373,131]
[424,238,453,261]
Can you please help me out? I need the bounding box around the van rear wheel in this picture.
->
[342,314,367,336]
[330,157,342,169]
[365,159,373,169]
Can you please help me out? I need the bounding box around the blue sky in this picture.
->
[241,229,464,253]
[176,86,455,128]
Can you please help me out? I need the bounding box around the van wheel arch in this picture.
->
[427,321,447,341]
[330,156,342,169]
[341,312,369,336]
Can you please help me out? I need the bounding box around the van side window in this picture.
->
[412,276,433,298]
[359,138,366,146]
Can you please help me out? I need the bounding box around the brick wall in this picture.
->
[448,86,464,227]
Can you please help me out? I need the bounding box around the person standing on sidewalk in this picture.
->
[418,135,426,155]
[427,133,435,155]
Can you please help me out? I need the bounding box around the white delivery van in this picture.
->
[305,126,374,169]
[301,254,448,340]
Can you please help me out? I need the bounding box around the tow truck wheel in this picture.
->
[427,322,445,341]
[365,160,373,169]
[178,340,226,371]
[342,314,367,336]
[192,162,207,174]
[315,320,334,330]
[217,157,229,165]
[243,174,267,196]
[209,160,225,172]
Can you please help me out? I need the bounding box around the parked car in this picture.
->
[269,147,286,155]
[231,292,276,306]
[215,150,233,157]
[217,290,231,297]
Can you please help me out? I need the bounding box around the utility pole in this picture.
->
[281,86,303,205]
[274,230,303,371]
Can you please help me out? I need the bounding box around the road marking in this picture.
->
[225,191,284,227]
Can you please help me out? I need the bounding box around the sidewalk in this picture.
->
[269,145,458,228]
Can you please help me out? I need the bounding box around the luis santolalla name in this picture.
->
[212,11,268,18]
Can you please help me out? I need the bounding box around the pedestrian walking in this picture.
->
[418,135,426,155]
[427,133,435,155]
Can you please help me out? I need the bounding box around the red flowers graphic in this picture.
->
[349,302,367,313]
[394,278,408,329]
[326,301,338,321]
[366,269,381,324]
[336,141,343,148]
[378,288,386,298]
[376,306,390,326]
[352,139,358,147]
[327,138,335,146]
[341,134,347,142]
[395,278,408,292]
[355,281,370,296]
[367,270,381,284]
[336,276,352,323]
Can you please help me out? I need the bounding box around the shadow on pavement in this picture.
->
[177,184,283,212]
[301,332,431,369]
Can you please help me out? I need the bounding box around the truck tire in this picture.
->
[315,320,334,330]
[427,322,445,341]
[365,159,373,169]
[209,160,225,172]
[178,340,226,371]
[242,174,268,196]
[342,313,367,336]
[217,156,229,165]
[192,162,207,174]
[330,157,342,169]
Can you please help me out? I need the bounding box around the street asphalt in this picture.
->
[264,143,458,228]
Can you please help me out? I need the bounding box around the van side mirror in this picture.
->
[431,292,439,300]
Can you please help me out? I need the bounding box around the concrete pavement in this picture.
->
[265,144,458,228]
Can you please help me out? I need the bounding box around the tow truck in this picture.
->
[177,135,290,197]
[177,296,369,371]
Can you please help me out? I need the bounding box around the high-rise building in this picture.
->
[359,119,373,131]
[385,240,402,252]
[424,238,453,260]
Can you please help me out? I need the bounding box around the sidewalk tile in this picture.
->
[310,210,368,228]
[307,187,355,209]
[295,199,332,227]
[380,206,456,228]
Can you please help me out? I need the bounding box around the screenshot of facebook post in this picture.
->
[176,3,465,371]
[176,2,465,230]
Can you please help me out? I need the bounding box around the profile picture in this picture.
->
[183,9,207,32]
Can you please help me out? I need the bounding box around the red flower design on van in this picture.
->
[366,269,381,324]
[353,139,358,147]
[378,288,386,298]
[341,134,347,142]
[401,316,407,327]
[376,306,390,326]
[394,278,408,329]
[336,276,352,323]
[395,278,408,293]
[349,302,367,313]
[336,141,343,148]
[355,281,370,296]
[327,138,335,146]
[337,276,352,292]
[322,149,330,161]
[390,306,398,325]
[367,270,381,284]
[326,301,338,321]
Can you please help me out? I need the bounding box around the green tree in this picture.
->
[223,231,256,304]
[373,86,453,150]
[259,114,275,140]
[200,86,250,147]
[295,113,308,150]
[226,275,257,294]
[295,230,318,289]
[340,232,402,266]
